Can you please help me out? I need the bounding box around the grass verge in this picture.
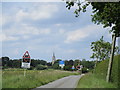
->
[77,73,117,88]
[2,69,79,88]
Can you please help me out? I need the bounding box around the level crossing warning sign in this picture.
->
[21,51,31,68]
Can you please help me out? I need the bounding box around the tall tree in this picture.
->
[66,1,120,82]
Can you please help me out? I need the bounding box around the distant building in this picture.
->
[52,52,56,65]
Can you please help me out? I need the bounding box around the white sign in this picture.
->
[21,62,30,68]
[59,64,65,68]
[21,51,31,68]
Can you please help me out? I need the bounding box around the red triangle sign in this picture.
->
[23,51,30,58]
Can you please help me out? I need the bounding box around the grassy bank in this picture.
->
[95,55,119,87]
[77,55,120,88]
[77,73,116,88]
[2,69,79,88]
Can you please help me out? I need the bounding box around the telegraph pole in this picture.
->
[106,33,116,82]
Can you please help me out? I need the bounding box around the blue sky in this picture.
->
[1,2,115,62]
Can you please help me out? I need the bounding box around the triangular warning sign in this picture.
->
[23,51,30,58]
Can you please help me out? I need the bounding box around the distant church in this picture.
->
[52,52,56,65]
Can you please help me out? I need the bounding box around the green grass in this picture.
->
[2,69,79,88]
[95,55,119,87]
[77,73,116,88]
[0,70,2,90]
[77,55,120,88]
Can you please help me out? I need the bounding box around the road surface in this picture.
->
[35,74,84,89]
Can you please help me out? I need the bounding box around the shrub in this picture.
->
[63,65,72,71]
[27,66,34,70]
[35,65,47,70]
[52,63,61,69]
[82,67,88,73]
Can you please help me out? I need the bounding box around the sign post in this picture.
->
[21,51,31,76]
[24,69,26,77]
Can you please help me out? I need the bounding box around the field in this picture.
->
[2,69,79,88]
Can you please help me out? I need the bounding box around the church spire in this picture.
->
[52,52,56,65]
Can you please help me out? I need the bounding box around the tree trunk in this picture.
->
[94,58,98,73]
[106,34,116,82]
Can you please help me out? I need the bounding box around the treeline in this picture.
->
[1,57,49,69]
[52,59,95,72]
[1,57,95,72]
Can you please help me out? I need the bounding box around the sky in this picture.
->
[1,1,118,62]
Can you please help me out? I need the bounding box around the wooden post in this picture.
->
[106,33,116,82]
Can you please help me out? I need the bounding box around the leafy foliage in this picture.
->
[80,59,95,69]
[91,36,118,61]
[66,1,120,36]
[82,67,88,73]
[35,64,47,70]
[91,36,112,61]
[64,65,73,71]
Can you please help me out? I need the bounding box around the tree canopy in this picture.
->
[66,1,120,36]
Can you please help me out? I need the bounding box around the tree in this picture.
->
[2,56,9,67]
[47,62,52,66]
[68,60,74,65]
[74,59,80,67]
[91,36,118,69]
[91,36,111,60]
[52,63,61,69]
[66,1,120,82]
[80,59,95,69]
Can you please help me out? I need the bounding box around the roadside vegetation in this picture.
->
[77,73,116,88]
[77,55,119,88]
[2,69,79,88]
[2,57,95,71]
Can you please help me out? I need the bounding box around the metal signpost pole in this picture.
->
[24,69,26,77]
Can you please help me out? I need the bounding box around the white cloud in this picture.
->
[3,3,58,24]
[55,24,61,27]
[0,33,19,42]
[64,24,103,43]
[2,0,64,2]
[59,29,65,34]
[65,29,89,43]
[15,4,58,22]
[3,24,51,42]
[0,16,2,26]
[67,49,77,53]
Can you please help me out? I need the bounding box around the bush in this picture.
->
[52,63,61,69]
[27,66,34,70]
[35,65,47,70]
[82,67,88,73]
[63,65,72,71]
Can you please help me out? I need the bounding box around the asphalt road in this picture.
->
[35,74,84,88]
